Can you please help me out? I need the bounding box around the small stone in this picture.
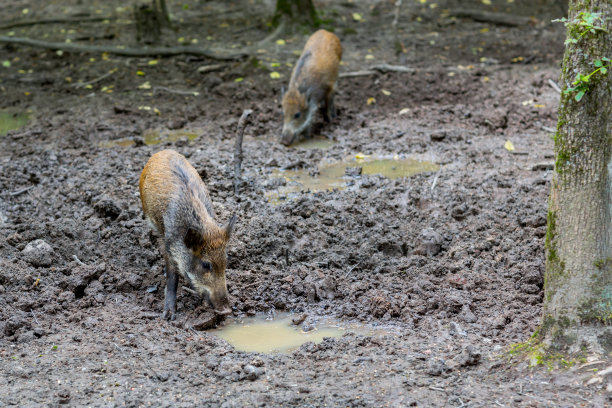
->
[427,358,447,376]
[22,239,54,267]
[345,167,363,177]
[430,130,447,141]
[449,321,467,337]
[250,356,265,367]
[242,364,262,381]
[455,345,481,367]
[460,304,477,323]
[156,372,170,382]
[417,228,443,256]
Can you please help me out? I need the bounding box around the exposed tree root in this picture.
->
[0,36,247,60]
[0,17,113,31]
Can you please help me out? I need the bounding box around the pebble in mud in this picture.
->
[427,358,448,376]
[242,364,263,381]
[21,239,54,267]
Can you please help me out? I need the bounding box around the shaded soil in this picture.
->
[0,0,609,406]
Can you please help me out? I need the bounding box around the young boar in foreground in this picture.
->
[281,29,342,146]
[139,149,236,320]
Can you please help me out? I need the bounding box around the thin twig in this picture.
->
[428,386,446,392]
[9,186,32,196]
[153,86,200,96]
[182,286,197,295]
[73,69,117,89]
[72,255,85,266]
[431,167,442,193]
[30,309,40,325]
[494,400,504,407]
[541,126,556,133]
[344,261,362,278]
[233,109,253,196]
[547,79,562,94]
[0,36,247,60]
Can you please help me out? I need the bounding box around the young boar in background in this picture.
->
[139,149,236,320]
[280,29,342,146]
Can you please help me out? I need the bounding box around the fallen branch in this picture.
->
[0,16,113,31]
[153,86,199,96]
[340,64,416,78]
[0,36,247,60]
[233,109,253,196]
[450,10,533,27]
[547,79,562,94]
[339,70,376,78]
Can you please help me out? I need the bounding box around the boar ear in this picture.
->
[184,227,204,252]
[224,214,237,240]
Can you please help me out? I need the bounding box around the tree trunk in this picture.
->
[272,0,318,28]
[544,0,612,355]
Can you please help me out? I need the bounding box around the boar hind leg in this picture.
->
[162,256,179,321]
[323,91,336,122]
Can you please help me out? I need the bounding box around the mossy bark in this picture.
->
[544,0,612,354]
[272,0,319,28]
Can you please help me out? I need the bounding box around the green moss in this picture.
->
[505,334,582,370]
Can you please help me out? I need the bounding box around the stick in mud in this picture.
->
[233,109,253,196]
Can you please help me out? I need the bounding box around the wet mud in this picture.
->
[0,0,608,406]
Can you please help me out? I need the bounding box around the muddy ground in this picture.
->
[0,0,610,406]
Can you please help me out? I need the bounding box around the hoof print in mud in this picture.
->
[93,195,122,220]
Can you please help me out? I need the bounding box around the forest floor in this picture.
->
[1,0,610,406]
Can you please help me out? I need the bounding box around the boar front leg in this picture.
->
[162,254,179,321]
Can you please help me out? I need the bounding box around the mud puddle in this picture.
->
[291,136,336,150]
[211,313,394,353]
[0,111,31,135]
[99,129,199,148]
[266,156,439,203]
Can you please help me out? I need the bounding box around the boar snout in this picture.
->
[203,288,231,316]
[280,129,296,146]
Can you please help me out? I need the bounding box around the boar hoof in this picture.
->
[162,309,176,321]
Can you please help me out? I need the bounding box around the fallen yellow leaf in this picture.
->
[148,60,158,66]
[276,39,286,45]
[270,72,281,79]
[367,97,376,105]
[504,140,515,151]
[399,108,410,115]
[381,89,391,96]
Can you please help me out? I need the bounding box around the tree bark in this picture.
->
[544,0,612,355]
[272,0,318,28]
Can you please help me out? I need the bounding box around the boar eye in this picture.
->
[294,112,301,119]
[200,261,212,271]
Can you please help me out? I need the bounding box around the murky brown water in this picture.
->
[99,129,199,148]
[211,313,393,353]
[0,111,31,136]
[266,156,439,204]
